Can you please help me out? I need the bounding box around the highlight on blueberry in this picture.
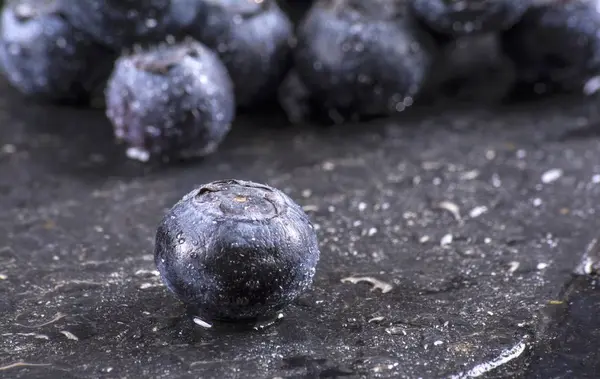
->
[62,0,172,49]
[105,39,235,162]
[501,0,600,96]
[288,0,436,124]
[409,0,531,37]
[0,0,116,104]
[155,179,320,324]
[186,0,294,108]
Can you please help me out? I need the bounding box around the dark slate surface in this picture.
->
[1,73,600,378]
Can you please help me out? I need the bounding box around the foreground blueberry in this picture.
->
[155,180,320,323]
[105,39,235,162]
[0,0,115,104]
[186,0,294,108]
[288,0,435,123]
[501,0,600,95]
[409,0,531,37]
[62,0,172,49]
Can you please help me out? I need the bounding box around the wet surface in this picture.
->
[527,276,600,379]
[1,48,600,379]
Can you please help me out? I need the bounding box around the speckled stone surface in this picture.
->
[1,74,600,378]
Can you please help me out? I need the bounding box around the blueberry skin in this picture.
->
[105,39,235,162]
[62,0,172,49]
[0,0,115,104]
[155,179,320,322]
[501,0,600,94]
[292,0,436,122]
[409,0,531,37]
[187,0,294,108]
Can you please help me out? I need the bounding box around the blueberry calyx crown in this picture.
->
[133,40,202,74]
[324,0,408,22]
[194,179,284,221]
[206,0,271,18]
[13,0,59,21]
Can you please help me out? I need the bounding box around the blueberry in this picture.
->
[155,179,320,323]
[409,0,531,37]
[289,0,436,123]
[501,0,600,96]
[62,0,172,49]
[165,0,206,39]
[105,39,235,162]
[422,34,515,104]
[186,0,294,108]
[0,0,115,104]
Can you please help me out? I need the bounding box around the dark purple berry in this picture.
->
[105,39,235,162]
[155,179,320,323]
[186,0,294,108]
[409,0,531,37]
[165,0,206,39]
[0,0,115,104]
[501,0,600,95]
[62,0,172,49]
[289,0,436,123]
[423,34,515,104]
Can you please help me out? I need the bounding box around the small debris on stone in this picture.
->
[385,326,406,335]
[139,283,162,289]
[368,316,385,323]
[134,269,159,276]
[1,332,49,340]
[0,362,52,371]
[341,276,393,293]
[322,161,335,171]
[301,189,312,198]
[491,174,502,188]
[302,205,319,212]
[536,262,549,270]
[1,144,16,154]
[436,201,462,222]
[541,169,563,184]
[193,317,213,329]
[60,330,79,341]
[507,261,520,274]
[460,170,480,180]
[450,336,529,379]
[14,313,65,328]
[469,206,488,218]
[440,234,453,246]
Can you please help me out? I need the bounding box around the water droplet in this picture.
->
[125,147,150,162]
[193,317,212,329]
[56,38,67,49]
[145,18,157,28]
